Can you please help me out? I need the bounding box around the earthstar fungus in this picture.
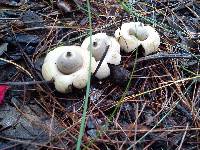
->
[115,22,160,55]
[42,46,96,93]
[81,33,121,79]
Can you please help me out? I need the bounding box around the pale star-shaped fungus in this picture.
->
[115,22,160,55]
[81,33,121,79]
[42,46,96,93]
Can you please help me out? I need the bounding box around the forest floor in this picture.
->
[0,0,199,149]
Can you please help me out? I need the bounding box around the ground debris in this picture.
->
[0,0,199,149]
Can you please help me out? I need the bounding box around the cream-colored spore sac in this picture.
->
[42,46,97,93]
[81,33,121,79]
[115,22,160,55]
[56,50,83,74]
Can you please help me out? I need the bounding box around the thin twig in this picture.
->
[177,123,189,150]
[0,80,52,86]
[136,52,196,63]
[93,45,110,76]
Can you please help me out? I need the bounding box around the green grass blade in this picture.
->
[110,49,138,119]
[76,0,92,149]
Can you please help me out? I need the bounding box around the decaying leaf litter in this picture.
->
[0,0,199,149]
